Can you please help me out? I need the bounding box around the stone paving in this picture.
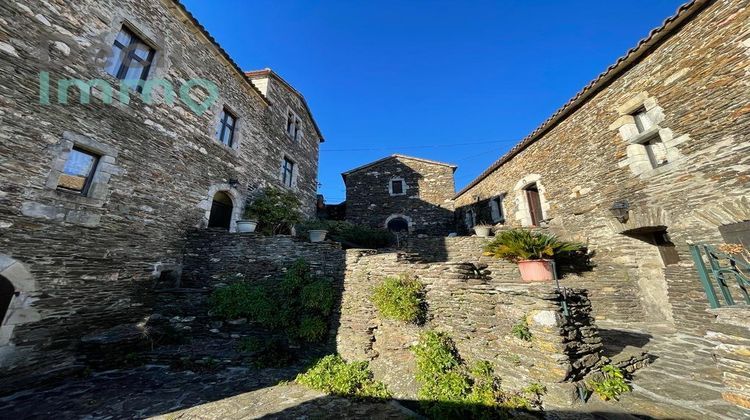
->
[596,322,750,420]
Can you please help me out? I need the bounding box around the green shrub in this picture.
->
[297,316,328,342]
[588,365,631,401]
[245,187,302,235]
[295,355,391,399]
[209,259,335,344]
[483,229,582,263]
[371,275,425,324]
[412,330,535,419]
[297,220,395,249]
[511,316,532,341]
[522,382,547,397]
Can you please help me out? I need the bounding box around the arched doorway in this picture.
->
[0,276,13,324]
[387,217,409,232]
[208,191,233,230]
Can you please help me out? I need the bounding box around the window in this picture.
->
[282,157,295,188]
[215,108,237,147]
[633,109,668,168]
[391,180,404,195]
[489,195,505,223]
[285,109,301,141]
[106,26,155,90]
[465,209,476,229]
[524,183,544,226]
[57,147,99,195]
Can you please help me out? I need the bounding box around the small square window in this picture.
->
[645,137,669,168]
[282,157,295,188]
[215,108,237,147]
[57,147,99,195]
[106,26,155,91]
[391,180,404,195]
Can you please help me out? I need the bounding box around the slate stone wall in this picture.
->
[0,0,320,385]
[344,157,455,235]
[454,1,750,333]
[336,249,603,406]
[706,308,750,409]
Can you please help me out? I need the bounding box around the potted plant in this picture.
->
[236,205,258,233]
[297,220,331,243]
[474,223,493,238]
[483,229,581,282]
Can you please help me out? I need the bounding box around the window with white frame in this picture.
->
[388,178,407,196]
[285,109,302,141]
[489,195,505,223]
[282,157,295,188]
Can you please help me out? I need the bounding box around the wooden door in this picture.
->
[525,185,543,226]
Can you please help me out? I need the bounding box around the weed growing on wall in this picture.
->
[295,355,391,399]
[511,316,532,341]
[371,275,425,324]
[411,330,540,418]
[588,364,632,401]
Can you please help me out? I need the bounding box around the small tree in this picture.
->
[245,186,302,235]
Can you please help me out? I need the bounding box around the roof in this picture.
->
[454,0,711,199]
[245,68,325,142]
[168,0,271,107]
[342,154,458,181]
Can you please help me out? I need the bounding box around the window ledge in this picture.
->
[628,126,661,144]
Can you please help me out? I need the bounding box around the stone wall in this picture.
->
[454,1,750,334]
[706,307,750,410]
[344,156,456,235]
[181,230,345,287]
[0,0,320,385]
[336,249,603,407]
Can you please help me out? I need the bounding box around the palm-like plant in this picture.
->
[483,229,581,263]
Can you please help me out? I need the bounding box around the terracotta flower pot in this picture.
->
[517,259,554,282]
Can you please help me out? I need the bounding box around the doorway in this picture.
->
[208,191,233,230]
[524,183,544,226]
[0,275,13,325]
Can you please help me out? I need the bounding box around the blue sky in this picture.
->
[182,0,685,203]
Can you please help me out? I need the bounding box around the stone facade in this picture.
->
[342,155,456,235]
[336,248,604,407]
[0,0,322,386]
[454,0,750,334]
[706,308,750,409]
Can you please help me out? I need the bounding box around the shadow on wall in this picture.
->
[345,159,455,237]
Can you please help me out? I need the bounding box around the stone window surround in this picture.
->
[385,214,414,233]
[388,177,408,196]
[279,154,299,190]
[199,184,244,233]
[0,255,40,349]
[285,107,302,141]
[513,175,550,227]
[209,101,243,152]
[45,131,118,204]
[611,91,687,178]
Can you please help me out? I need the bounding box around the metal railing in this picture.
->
[689,243,750,308]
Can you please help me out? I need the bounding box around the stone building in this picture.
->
[342,154,456,235]
[454,0,749,336]
[0,0,322,386]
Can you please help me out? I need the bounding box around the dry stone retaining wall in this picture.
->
[336,249,603,407]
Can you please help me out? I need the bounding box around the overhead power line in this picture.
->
[320,139,518,152]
